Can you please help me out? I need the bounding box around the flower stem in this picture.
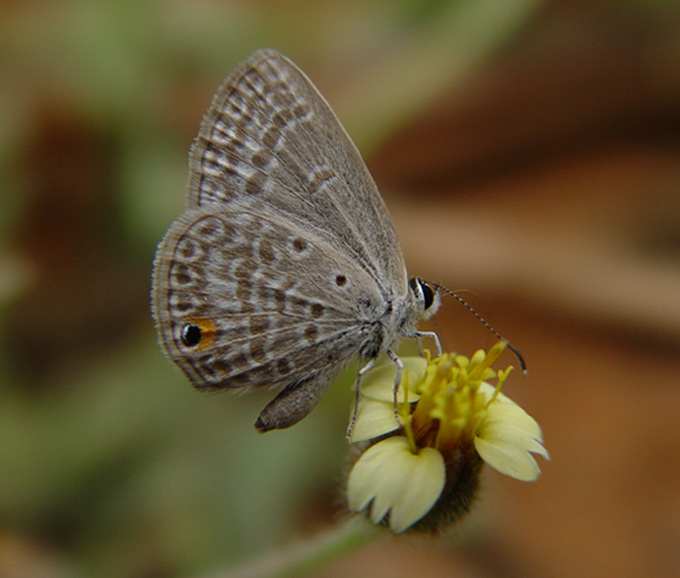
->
[201,517,379,578]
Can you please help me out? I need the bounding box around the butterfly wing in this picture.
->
[186,49,408,299]
[152,206,386,396]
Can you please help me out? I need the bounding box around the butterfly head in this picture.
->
[408,277,440,321]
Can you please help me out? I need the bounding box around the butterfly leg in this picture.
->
[408,331,442,358]
[346,357,377,438]
[387,349,405,424]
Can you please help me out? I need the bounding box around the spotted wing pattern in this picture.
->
[187,49,407,296]
[153,206,385,391]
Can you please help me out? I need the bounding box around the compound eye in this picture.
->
[409,277,435,310]
[422,283,434,310]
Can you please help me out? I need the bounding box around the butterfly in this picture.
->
[152,49,440,433]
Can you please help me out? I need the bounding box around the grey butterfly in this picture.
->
[152,49,440,433]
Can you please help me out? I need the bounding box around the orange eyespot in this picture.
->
[179,318,217,350]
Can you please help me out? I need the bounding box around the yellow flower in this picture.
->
[346,342,548,533]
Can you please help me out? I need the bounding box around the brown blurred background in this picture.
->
[1,1,679,577]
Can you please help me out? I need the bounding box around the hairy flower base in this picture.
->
[346,343,548,533]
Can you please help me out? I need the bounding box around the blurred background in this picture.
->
[1,1,680,577]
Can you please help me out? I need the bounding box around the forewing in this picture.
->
[187,49,407,296]
[152,206,383,391]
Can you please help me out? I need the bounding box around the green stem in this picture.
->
[202,517,380,578]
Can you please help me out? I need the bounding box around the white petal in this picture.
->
[387,447,446,533]
[348,398,400,443]
[479,383,545,441]
[474,395,549,481]
[484,420,548,459]
[474,434,543,481]
[347,437,408,514]
[487,404,543,441]
[359,357,427,403]
[347,437,445,533]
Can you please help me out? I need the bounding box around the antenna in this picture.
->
[432,282,527,374]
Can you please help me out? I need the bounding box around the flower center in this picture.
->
[406,343,511,461]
